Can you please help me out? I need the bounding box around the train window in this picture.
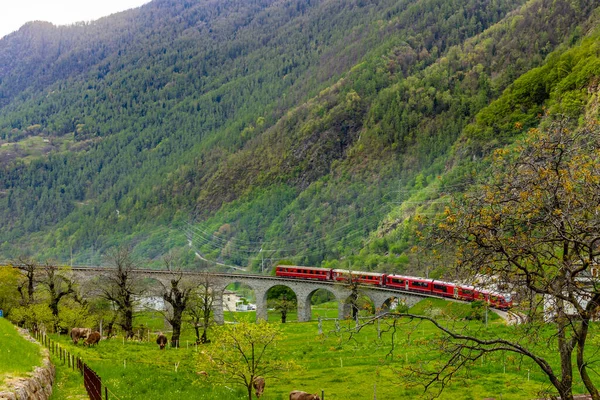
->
[433,284,446,291]
[462,289,472,295]
[412,281,428,288]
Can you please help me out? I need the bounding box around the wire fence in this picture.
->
[33,330,121,400]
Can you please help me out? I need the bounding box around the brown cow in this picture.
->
[71,327,92,345]
[289,391,321,400]
[156,333,168,350]
[84,331,101,346]
[253,376,265,398]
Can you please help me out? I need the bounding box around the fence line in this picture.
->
[33,330,122,400]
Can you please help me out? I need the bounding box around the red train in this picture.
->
[275,265,513,310]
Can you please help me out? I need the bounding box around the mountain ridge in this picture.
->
[0,0,598,272]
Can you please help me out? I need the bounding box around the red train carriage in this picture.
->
[405,276,433,294]
[384,274,410,290]
[331,269,384,285]
[489,292,513,310]
[472,289,513,310]
[275,265,331,280]
[455,285,477,302]
[431,280,458,298]
[275,265,513,310]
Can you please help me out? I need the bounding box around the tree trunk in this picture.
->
[577,319,600,400]
[200,328,209,344]
[556,296,574,400]
[123,308,134,339]
[194,325,201,343]
[171,318,181,348]
[49,298,60,332]
[247,383,253,400]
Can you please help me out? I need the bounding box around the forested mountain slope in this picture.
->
[0,0,598,271]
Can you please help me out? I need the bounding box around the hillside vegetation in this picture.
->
[0,0,599,273]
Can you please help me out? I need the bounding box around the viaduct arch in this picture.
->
[62,267,430,324]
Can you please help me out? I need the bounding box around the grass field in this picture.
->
[0,318,42,390]
[44,299,599,400]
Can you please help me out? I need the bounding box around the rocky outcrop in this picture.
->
[0,329,55,400]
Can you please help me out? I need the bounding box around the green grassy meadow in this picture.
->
[44,299,599,400]
[0,318,42,389]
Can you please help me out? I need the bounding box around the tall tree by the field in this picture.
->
[429,120,600,400]
[267,286,296,323]
[185,271,216,344]
[7,258,55,330]
[160,253,195,348]
[336,269,373,321]
[98,246,144,339]
[0,266,23,318]
[13,256,38,305]
[37,262,76,332]
[270,293,295,323]
[199,320,290,400]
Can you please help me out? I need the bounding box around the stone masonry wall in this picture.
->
[0,328,55,400]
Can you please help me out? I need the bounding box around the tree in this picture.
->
[10,302,54,331]
[267,286,296,323]
[99,246,144,339]
[13,256,38,305]
[270,293,295,323]
[0,266,24,318]
[428,120,600,400]
[185,271,216,344]
[199,320,291,400]
[336,269,373,321]
[160,253,195,348]
[37,261,76,331]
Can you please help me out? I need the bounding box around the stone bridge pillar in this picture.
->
[296,287,315,323]
[339,301,350,320]
[255,288,268,321]
[213,290,224,325]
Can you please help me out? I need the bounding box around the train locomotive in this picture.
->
[274,265,513,310]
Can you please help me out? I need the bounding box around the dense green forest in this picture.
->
[0,0,599,273]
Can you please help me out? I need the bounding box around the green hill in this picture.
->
[0,0,599,272]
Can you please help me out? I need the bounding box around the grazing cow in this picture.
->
[71,327,92,345]
[253,376,265,398]
[156,333,168,350]
[84,331,101,347]
[289,391,321,400]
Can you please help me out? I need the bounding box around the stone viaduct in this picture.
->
[67,267,430,324]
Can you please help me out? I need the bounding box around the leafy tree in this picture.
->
[37,262,76,331]
[336,269,375,321]
[12,257,38,305]
[0,266,22,317]
[268,292,296,323]
[159,253,195,348]
[429,120,600,400]
[199,320,290,400]
[98,246,145,339]
[185,271,217,344]
[10,303,54,331]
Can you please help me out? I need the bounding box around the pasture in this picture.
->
[0,318,42,389]
[45,299,598,399]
